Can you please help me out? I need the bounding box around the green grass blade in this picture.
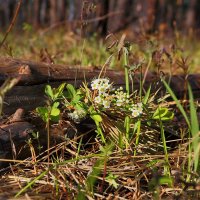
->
[15,170,48,197]
[188,84,200,172]
[162,79,190,128]
[143,85,151,105]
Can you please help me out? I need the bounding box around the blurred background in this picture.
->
[1,0,200,73]
[0,0,200,36]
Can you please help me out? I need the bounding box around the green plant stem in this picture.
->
[134,120,141,156]
[125,116,130,141]
[15,170,49,197]
[142,55,152,85]
[124,48,130,148]
[139,65,143,101]
[47,114,50,172]
[159,119,170,176]
[124,48,130,95]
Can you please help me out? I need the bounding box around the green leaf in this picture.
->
[66,84,76,99]
[90,114,102,123]
[45,85,54,100]
[53,83,66,100]
[159,176,173,186]
[95,126,105,143]
[153,107,174,121]
[15,170,49,197]
[36,107,49,122]
[106,173,119,189]
[52,101,59,108]
[50,107,60,122]
[149,175,173,191]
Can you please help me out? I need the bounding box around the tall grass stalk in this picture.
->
[163,79,200,173]
[123,47,130,95]
[133,120,141,156]
[162,79,190,127]
[123,45,131,144]
[159,109,170,176]
[124,116,130,141]
[15,170,49,197]
[188,84,200,172]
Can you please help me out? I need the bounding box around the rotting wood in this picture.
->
[0,57,200,115]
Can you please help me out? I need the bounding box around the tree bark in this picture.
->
[0,57,199,115]
[185,0,196,30]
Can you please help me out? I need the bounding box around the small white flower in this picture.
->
[131,109,140,118]
[116,100,123,106]
[101,78,109,84]
[91,78,111,93]
[98,86,107,94]
[103,100,111,109]
[94,96,102,104]
[91,79,101,90]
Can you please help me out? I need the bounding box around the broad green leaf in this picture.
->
[153,107,168,118]
[72,94,82,104]
[159,176,173,186]
[50,107,60,122]
[36,107,49,122]
[52,101,60,108]
[50,107,60,116]
[153,107,174,121]
[90,114,102,123]
[45,85,54,100]
[53,83,66,99]
[66,84,76,99]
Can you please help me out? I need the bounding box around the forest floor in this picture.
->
[0,29,200,199]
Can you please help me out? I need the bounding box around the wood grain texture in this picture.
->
[0,57,199,115]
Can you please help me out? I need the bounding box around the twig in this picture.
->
[0,0,22,49]
[40,11,123,35]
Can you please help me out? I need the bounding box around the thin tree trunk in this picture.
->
[185,0,196,30]
[50,0,57,25]
[33,0,39,28]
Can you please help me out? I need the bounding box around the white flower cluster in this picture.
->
[91,78,112,109]
[114,87,129,107]
[91,78,143,118]
[129,103,143,117]
[68,109,87,122]
[91,78,112,94]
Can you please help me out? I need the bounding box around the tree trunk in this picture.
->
[33,0,39,28]
[50,0,57,25]
[185,0,196,30]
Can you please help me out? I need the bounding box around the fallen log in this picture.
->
[0,57,200,115]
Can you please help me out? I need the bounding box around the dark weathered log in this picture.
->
[0,57,125,114]
[0,57,200,115]
[0,120,35,167]
[0,108,70,167]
